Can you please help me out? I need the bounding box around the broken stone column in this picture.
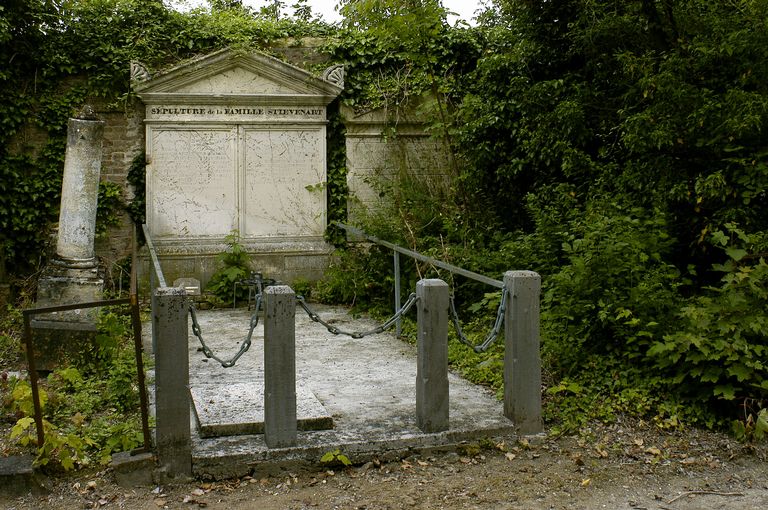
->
[54,106,104,269]
[32,107,106,370]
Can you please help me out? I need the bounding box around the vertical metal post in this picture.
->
[22,313,45,448]
[503,271,542,434]
[394,251,402,336]
[416,279,449,433]
[130,294,152,452]
[130,224,152,452]
[150,268,157,353]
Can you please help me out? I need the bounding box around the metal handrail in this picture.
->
[334,222,504,336]
[141,223,166,288]
[334,222,503,289]
[21,224,152,453]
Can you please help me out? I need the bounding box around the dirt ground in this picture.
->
[2,420,766,510]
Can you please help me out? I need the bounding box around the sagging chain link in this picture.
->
[449,287,507,353]
[296,292,419,339]
[189,295,262,368]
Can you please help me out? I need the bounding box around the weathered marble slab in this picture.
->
[243,128,325,238]
[149,127,237,238]
[135,49,343,284]
[190,381,333,438]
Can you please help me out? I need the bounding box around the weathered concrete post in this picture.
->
[416,279,449,433]
[264,285,297,448]
[503,271,542,434]
[153,287,191,478]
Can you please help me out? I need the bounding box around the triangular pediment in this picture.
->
[134,48,342,101]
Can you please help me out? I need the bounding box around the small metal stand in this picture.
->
[233,271,277,310]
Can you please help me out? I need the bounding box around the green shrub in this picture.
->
[541,202,682,373]
[4,305,146,470]
[206,230,251,305]
[649,225,768,407]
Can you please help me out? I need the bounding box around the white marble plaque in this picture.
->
[137,49,342,254]
[148,128,237,238]
[145,105,325,123]
[242,128,326,238]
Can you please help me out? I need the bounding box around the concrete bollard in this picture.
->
[503,271,542,434]
[264,285,297,448]
[416,279,449,433]
[153,287,192,478]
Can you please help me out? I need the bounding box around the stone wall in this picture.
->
[93,100,145,286]
[342,103,453,223]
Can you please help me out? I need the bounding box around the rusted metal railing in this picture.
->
[22,225,151,453]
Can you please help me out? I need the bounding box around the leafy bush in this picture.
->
[206,230,251,305]
[0,305,23,367]
[3,306,145,470]
[314,244,395,309]
[542,202,682,373]
[649,225,768,407]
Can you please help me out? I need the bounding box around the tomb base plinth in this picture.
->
[30,264,104,371]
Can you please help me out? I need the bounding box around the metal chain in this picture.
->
[296,293,419,339]
[189,295,262,368]
[449,287,507,353]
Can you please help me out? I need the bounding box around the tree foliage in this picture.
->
[324,0,768,429]
[448,0,768,425]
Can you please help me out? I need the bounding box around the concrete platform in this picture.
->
[147,303,516,479]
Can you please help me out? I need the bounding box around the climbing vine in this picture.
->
[125,152,146,228]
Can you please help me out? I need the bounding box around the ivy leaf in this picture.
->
[711,230,729,246]
[10,417,35,439]
[320,450,337,463]
[60,455,75,471]
[725,247,747,262]
[713,385,736,400]
[756,410,768,440]
[727,363,752,382]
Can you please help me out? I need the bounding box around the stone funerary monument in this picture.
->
[133,49,343,286]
